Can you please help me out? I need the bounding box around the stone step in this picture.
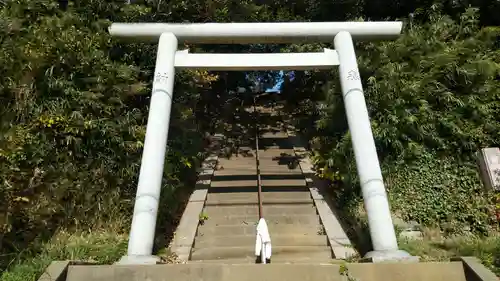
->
[197,224,324,236]
[214,168,303,175]
[259,132,289,138]
[212,174,304,182]
[200,214,321,227]
[67,262,470,281]
[190,246,332,261]
[211,179,307,188]
[194,234,328,248]
[205,192,313,205]
[218,157,296,161]
[217,168,300,174]
[188,258,338,265]
[203,205,317,216]
[215,163,298,170]
[208,185,309,193]
[217,156,256,161]
[218,150,297,157]
[218,152,295,157]
[255,157,298,163]
[207,191,311,199]
[257,142,294,150]
[259,134,290,141]
[218,155,297,162]
[258,152,297,158]
[204,198,313,206]
[215,167,302,173]
[218,149,295,155]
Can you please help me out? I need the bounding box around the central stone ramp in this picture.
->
[189,131,333,263]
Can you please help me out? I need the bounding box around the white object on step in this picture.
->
[255,218,272,262]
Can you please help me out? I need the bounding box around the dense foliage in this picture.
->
[0,0,499,275]
[0,0,215,270]
[306,8,500,234]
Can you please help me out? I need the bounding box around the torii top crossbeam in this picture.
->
[108,21,403,44]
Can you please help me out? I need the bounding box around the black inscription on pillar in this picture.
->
[347,70,360,81]
[154,72,169,84]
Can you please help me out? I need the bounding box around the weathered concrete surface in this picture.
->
[37,261,71,281]
[210,179,307,188]
[453,257,499,281]
[188,258,337,264]
[194,234,328,248]
[38,261,97,281]
[202,205,318,216]
[197,223,324,236]
[190,245,332,261]
[206,191,311,201]
[205,191,312,207]
[205,197,313,206]
[214,168,303,175]
[66,262,470,281]
[200,214,320,227]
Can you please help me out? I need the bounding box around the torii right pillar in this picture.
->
[334,31,417,262]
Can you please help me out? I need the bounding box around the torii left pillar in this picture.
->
[119,32,177,264]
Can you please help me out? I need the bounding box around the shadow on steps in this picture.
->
[207,185,310,193]
[212,174,305,182]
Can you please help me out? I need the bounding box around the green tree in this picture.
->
[0,0,212,270]
[311,8,499,234]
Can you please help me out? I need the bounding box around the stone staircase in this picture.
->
[189,130,334,263]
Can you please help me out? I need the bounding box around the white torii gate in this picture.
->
[108,21,413,264]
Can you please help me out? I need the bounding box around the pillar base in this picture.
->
[116,255,160,265]
[362,250,419,263]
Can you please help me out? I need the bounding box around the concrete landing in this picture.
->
[60,258,496,281]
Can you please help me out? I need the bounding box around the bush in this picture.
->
[1,230,128,281]
[310,8,500,234]
[0,1,212,271]
[385,157,496,234]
